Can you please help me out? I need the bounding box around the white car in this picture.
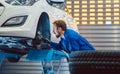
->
[0,0,78,62]
[0,0,78,39]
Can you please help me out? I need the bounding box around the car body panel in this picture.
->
[0,0,78,39]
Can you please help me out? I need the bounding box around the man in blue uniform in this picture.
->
[51,20,95,53]
[41,20,95,74]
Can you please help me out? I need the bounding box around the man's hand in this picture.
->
[41,38,50,43]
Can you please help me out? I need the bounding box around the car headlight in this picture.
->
[2,16,27,27]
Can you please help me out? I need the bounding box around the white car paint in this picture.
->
[0,0,78,42]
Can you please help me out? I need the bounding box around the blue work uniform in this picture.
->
[51,29,95,53]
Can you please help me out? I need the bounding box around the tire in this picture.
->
[7,57,20,63]
[69,50,120,74]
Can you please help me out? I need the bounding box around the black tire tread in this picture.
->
[69,50,120,74]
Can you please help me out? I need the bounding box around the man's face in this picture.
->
[53,24,61,38]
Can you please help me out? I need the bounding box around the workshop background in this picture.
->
[0,0,120,74]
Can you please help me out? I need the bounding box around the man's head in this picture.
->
[53,20,67,38]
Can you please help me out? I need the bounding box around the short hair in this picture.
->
[53,20,67,31]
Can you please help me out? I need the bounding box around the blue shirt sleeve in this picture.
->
[50,38,71,53]
[50,40,66,51]
[60,38,71,53]
[50,42,60,50]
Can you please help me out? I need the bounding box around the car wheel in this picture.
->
[69,50,120,74]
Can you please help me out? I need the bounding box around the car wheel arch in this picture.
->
[35,12,51,40]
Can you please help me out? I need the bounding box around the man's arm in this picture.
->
[50,42,61,50]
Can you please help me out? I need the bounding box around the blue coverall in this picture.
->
[50,29,95,53]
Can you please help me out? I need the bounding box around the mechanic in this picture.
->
[41,20,95,74]
[50,20,95,53]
